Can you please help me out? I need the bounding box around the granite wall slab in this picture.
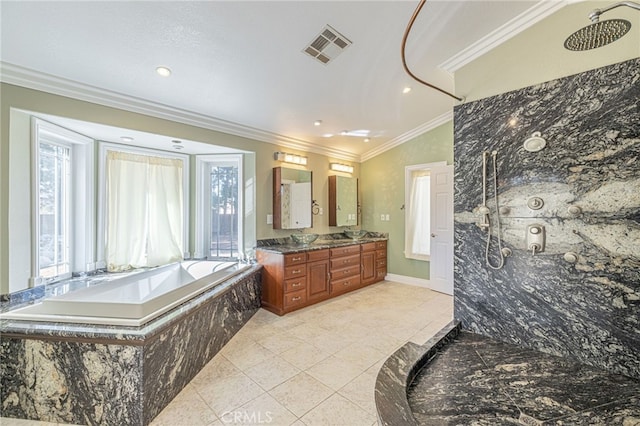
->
[453,58,640,379]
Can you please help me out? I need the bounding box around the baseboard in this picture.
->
[384,273,431,289]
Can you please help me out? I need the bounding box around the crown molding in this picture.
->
[359,111,453,162]
[0,62,360,162]
[439,0,569,74]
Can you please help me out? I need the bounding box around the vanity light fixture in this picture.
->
[156,66,172,77]
[330,163,354,174]
[274,151,308,166]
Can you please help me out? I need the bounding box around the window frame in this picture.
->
[194,154,244,260]
[30,118,95,286]
[96,142,190,269]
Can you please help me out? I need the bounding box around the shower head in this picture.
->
[564,1,639,51]
[564,19,631,51]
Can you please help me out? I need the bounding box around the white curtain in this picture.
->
[106,150,184,271]
[405,171,431,260]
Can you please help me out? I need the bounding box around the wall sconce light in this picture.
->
[274,151,308,166]
[330,163,354,174]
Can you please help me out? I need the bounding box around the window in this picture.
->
[99,145,189,272]
[195,155,243,260]
[404,162,446,261]
[31,118,95,285]
[38,141,71,278]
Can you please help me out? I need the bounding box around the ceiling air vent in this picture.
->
[303,25,352,65]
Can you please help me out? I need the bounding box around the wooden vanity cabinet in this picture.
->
[329,245,361,296]
[257,249,330,315]
[257,240,387,315]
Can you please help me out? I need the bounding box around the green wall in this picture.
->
[360,121,454,281]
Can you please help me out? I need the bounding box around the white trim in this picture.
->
[360,112,453,162]
[97,142,190,267]
[0,62,360,162]
[439,0,568,73]
[195,154,244,259]
[385,273,431,289]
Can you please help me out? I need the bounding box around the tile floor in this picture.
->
[1,280,453,426]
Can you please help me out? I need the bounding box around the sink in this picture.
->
[291,233,319,245]
[344,229,367,239]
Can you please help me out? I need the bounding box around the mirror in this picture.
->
[273,167,312,229]
[329,175,358,226]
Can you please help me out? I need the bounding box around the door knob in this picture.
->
[431,233,436,238]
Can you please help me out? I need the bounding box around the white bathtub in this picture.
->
[0,261,250,327]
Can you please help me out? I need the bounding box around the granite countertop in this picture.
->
[256,237,387,254]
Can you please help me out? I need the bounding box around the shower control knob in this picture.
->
[563,252,578,263]
[527,197,544,210]
[530,226,541,234]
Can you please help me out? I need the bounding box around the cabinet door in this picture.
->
[307,259,330,302]
[361,250,376,285]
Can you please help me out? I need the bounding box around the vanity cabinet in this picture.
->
[257,240,387,315]
[329,245,361,296]
[362,240,387,286]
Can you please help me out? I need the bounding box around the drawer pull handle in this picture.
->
[292,269,301,274]
[292,257,302,261]
[343,281,350,286]
[292,283,301,287]
[343,260,348,264]
[292,296,302,301]
[344,270,349,274]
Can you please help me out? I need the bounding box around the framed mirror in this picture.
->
[329,175,358,226]
[273,167,313,229]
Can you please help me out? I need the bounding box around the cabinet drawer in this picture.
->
[330,245,360,257]
[331,275,361,295]
[330,254,360,270]
[284,289,307,308]
[376,256,387,268]
[307,249,329,262]
[284,264,306,279]
[284,277,306,293]
[361,242,376,252]
[284,253,306,266]
[375,241,387,250]
[331,265,360,280]
[376,267,387,280]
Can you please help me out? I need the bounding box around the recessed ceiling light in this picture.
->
[156,66,172,77]
[314,120,322,126]
[402,87,412,94]
[120,136,134,142]
[508,117,518,127]
[171,139,182,144]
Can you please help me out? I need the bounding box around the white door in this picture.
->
[429,165,454,295]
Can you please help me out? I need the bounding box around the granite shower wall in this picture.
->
[453,58,640,379]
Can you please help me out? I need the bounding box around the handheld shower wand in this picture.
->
[479,150,505,270]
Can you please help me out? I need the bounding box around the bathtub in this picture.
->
[0,260,250,327]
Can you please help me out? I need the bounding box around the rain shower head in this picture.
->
[564,1,639,51]
[564,19,631,51]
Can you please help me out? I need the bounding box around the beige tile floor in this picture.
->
[2,280,453,426]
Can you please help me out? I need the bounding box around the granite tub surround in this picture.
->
[453,58,640,379]
[407,332,640,425]
[0,266,262,425]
